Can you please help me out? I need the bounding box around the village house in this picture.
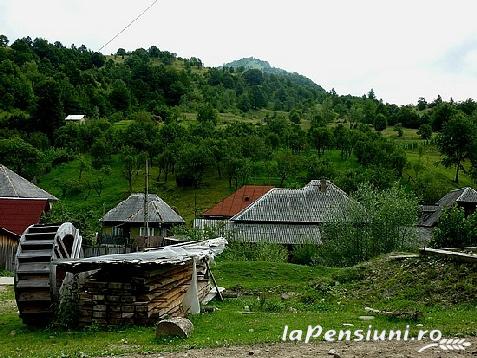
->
[0,164,58,271]
[65,114,87,124]
[193,185,273,233]
[229,179,351,245]
[100,193,185,247]
[419,187,477,241]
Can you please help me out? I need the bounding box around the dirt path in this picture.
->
[117,338,477,358]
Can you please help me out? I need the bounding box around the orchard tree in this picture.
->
[417,123,432,143]
[373,113,387,131]
[436,114,477,183]
[109,79,131,111]
[197,103,217,125]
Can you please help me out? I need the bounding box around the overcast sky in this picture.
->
[1,0,477,105]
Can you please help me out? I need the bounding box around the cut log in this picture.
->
[156,317,193,338]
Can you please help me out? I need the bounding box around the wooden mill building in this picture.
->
[0,164,58,271]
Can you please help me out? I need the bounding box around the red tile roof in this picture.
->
[203,185,273,218]
[0,198,49,236]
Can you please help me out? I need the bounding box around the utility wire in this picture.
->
[98,0,159,52]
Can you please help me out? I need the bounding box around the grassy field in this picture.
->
[0,256,476,358]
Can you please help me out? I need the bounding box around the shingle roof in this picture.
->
[101,193,184,224]
[231,180,350,223]
[0,165,58,201]
[0,198,49,236]
[419,187,477,227]
[228,223,321,244]
[455,187,477,203]
[202,185,273,218]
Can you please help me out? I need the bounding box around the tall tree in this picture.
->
[436,114,477,183]
[34,78,64,138]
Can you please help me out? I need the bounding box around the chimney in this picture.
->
[320,179,328,192]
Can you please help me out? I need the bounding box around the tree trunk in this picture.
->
[156,317,194,338]
[455,164,460,184]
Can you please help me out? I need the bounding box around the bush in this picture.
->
[430,206,477,248]
[220,241,288,262]
[290,243,321,265]
[319,183,420,266]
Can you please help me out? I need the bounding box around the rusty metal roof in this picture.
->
[202,185,273,218]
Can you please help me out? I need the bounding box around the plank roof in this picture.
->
[101,193,185,224]
[0,165,58,201]
[202,185,273,218]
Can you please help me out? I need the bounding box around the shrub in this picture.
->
[431,206,477,248]
[220,241,288,263]
[319,183,420,266]
[290,243,321,266]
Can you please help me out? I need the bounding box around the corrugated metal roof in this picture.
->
[231,180,350,223]
[0,165,58,201]
[55,238,227,272]
[202,185,273,218]
[65,114,85,120]
[101,193,185,224]
[228,223,321,244]
[0,198,49,236]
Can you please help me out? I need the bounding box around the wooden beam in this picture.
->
[420,247,477,263]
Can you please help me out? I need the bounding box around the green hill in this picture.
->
[0,35,476,244]
[223,57,323,89]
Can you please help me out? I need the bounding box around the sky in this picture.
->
[1,0,477,105]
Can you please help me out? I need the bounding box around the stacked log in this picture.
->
[78,259,213,327]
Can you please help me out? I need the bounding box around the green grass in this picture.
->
[382,127,421,141]
[0,257,475,357]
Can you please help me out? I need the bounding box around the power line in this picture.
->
[98,0,159,52]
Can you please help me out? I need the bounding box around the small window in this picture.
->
[112,226,123,237]
[139,227,155,236]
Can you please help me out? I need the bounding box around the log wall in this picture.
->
[0,235,17,272]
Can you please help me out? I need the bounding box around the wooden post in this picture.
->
[205,260,223,301]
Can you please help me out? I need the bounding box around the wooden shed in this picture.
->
[56,238,227,327]
[0,227,18,271]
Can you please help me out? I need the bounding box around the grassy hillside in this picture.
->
[35,121,474,243]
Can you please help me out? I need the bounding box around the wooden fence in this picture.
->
[0,235,17,272]
[83,245,131,258]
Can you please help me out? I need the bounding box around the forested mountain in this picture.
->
[0,34,477,239]
[223,57,321,89]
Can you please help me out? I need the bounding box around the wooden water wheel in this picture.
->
[14,222,82,326]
